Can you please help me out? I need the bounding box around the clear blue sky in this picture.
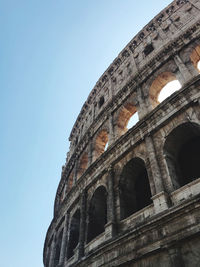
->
[0,1,172,266]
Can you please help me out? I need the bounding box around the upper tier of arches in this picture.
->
[63,42,200,194]
[44,1,200,265]
[67,0,199,154]
[55,0,200,210]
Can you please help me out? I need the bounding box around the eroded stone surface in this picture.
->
[44,1,200,266]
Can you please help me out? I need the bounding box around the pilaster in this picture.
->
[145,135,169,213]
[174,54,193,84]
[78,190,87,259]
[108,113,115,145]
[58,215,68,266]
[105,166,117,238]
[88,139,93,165]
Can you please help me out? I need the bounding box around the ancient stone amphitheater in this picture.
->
[44,1,200,266]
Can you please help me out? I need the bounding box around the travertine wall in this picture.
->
[44,1,200,266]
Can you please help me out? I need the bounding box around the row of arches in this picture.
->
[53,121,200,265]
[66,186,108,261]
[67,74,181,188]
[65,45,200,195]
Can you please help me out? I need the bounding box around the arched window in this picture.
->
[164,122,200,189]
[149,72,181,108]
[119,158,152,220]
[117,103,138,136]
[190,45,200,72]
[94,130,109,160]
[54,229,63,266]
[77,152,88,179]
[87,186,107,243]
[67,210,80,259]
[158,80,181,102]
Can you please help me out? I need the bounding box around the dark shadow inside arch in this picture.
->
[54,229,63,266]
[67,209,80,259]
[87,186,107,243]
[119,157,152,220]
[164,122,200,189]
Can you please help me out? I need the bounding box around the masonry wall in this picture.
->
[44,1,200,266]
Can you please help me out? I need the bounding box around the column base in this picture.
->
[152,191,170,214]
[105,221,117,239]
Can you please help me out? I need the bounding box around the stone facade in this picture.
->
[44,1,200,266]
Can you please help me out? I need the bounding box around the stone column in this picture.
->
[108,76,114,100]
[105,166,117,238]
[136,86,150,119]
[174,54,193,83]
[108,113,115,145]
[145,135,169,213]
[73,160,78,184]
[88,139,93,165]
[78,190,87,259]
[65,212,70,261]
[49,234,56,267]
[92,102,96,121]
[58,215,68,266]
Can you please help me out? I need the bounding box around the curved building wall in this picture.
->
[44,1,200,266]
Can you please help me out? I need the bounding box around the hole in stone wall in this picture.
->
[119,157,152,220]
[117,103,138,136]
[127,112,139,130]
[149,72,181,108]
[144,44,154,56]
[87,186,107,243]
[75,137,78,145]
[104,141,108,151]
[67,210,80,259]
[94,130,109,160]
[164,122,200,189]
[99,96,105,108]
[158,80,181,102]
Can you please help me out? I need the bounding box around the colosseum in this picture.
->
[44,0,200,266]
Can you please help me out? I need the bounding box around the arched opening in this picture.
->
[67,210,80,259]
[117,103,138,136]
[149,72,181,108]
[77,152,88,179]
[127,112,139,129]
[87,186,107,243]
[190,45,200,72]
[54,229,63,266]
[119,158,152,220]
[94,130,109,160]
[164,122,200,189]
[158,80,181,102]
[99,96,105,108]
